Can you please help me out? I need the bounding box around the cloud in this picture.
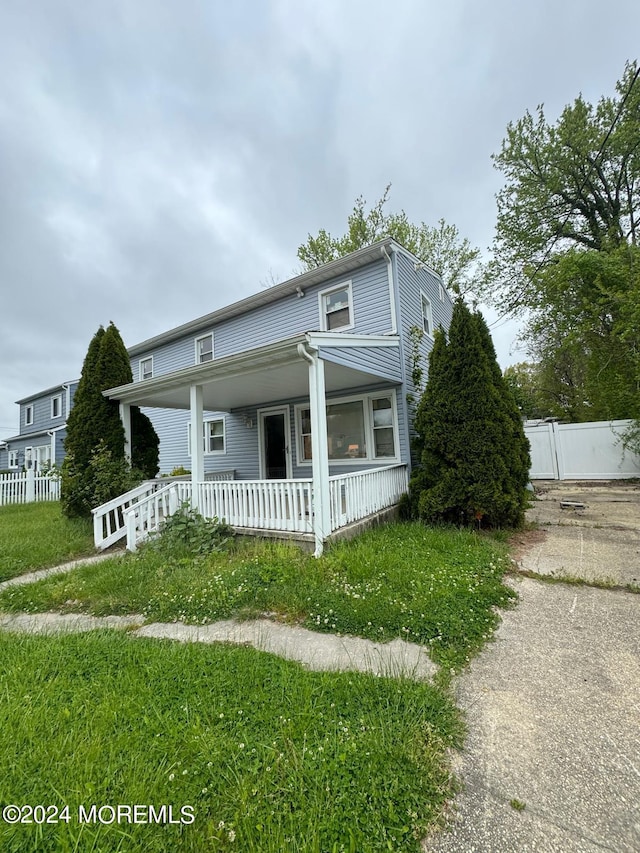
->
[0,0,638,432]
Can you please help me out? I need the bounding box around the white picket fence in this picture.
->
[0,470,60,505]
[525,419,640,480]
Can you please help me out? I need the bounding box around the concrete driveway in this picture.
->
[425,481,640,853]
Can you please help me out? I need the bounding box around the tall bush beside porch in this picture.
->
[408,298,529,528]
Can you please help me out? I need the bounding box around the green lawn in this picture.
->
[0,522,516,673]
[0,515,518,850]
[0,502,95,582]
[0,631,462,853]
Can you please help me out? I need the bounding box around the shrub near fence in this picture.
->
[0,471,60,505]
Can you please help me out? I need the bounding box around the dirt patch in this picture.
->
[508,527,547,564]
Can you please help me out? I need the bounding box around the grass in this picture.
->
[0,631,463,853]
[0,522,516,674]
[0,502,95,582]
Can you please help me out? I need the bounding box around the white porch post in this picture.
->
[308,354,330,557]
[190,383,204,509]
[119,403,132,465]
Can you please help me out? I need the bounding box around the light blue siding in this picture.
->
[395,250,452,461]
[318,344,402,384]
[132,259,393,377]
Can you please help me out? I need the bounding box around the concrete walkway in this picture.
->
[0,608,437,681]
[425,481,640,853]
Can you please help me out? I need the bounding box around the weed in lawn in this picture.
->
[0,523,516,676]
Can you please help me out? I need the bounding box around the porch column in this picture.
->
[119,403,132,465]
[308,354,331,557]
[190,383,204,509]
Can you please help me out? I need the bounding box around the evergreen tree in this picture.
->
[472,308,530,502]
[61,322,159,518]
[409,299,528,528]
[64,326,106,470]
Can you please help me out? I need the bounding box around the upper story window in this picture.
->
[195,333,214,363]
[439,283,445,302]
[319,282,354,331]
[421,293,433,337]
[24,405,34,427]
[139,357,154,381]
[51,395,62,419]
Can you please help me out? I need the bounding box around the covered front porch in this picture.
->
[98,332,408,555]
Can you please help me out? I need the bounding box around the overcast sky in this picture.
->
[1,0,638,435]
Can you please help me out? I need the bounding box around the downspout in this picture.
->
[297,341,331,558]
[381,244,397,334]
[389,246,413,476]
[62,383,71,419]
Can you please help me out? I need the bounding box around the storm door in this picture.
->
[258,406,292,479]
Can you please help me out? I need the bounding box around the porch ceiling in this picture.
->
[104,333,401,412]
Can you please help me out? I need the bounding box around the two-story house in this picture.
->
[99,238,452,554]
[2,239,452,554]
[0,381,78,472]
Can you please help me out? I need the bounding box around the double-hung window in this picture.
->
[187,418,225,455]
[421,293,433,337]
[195,334,214,364]
[319,282,353,331]
[8,450,18,468]
[139,357,153,381]
[297,392,397,463]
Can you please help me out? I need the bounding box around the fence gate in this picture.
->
[524,419,640,480]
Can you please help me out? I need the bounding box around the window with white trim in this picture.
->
[439,283,445,302]
[8,450,18,468]
[139,357,153,381]
[187,417,226,455]
[51,395,62,419]
[195,334,214,364]
[319,282,353,331]
[421,293,433,337]
[35,445,51,469]
[297,392,398,463]
[24,405,34,426]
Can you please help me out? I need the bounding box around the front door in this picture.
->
[259,407,291,479]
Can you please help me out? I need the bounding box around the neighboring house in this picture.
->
[0,381,78,472]
[3,239,452,553]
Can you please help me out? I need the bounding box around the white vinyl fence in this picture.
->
[0,470,60,505]
[525,419,640,480]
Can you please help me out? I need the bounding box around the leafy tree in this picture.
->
[486,61,640,313]
[62,322,159,518]
[503,363,549,420]
[482,61,640,427]
[523,246,640,421]
[408,299,529,528]
[297,184,481,294]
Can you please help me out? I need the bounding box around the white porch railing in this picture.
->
[125,484,180,552]
[195,479,313,533]
[93,466,407,551]
[329,464,408,532]
[0,470,60,505]
[92,481,161,549]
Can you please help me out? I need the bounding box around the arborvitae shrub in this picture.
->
[62,322,160,517]
[408,298,530,528]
